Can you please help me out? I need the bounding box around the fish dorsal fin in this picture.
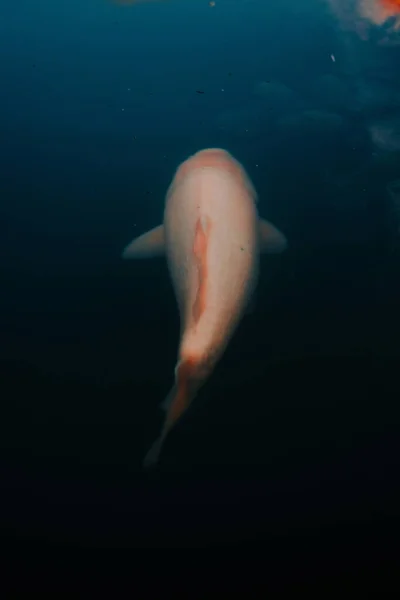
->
[259,218,288,254]
[122,224,165,259]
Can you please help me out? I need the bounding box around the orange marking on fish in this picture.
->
[192,216,210,324]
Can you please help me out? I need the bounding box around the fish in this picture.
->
[359,0,400,25]
[122,148,288,468]
[328,1,400,39]
[378,0,400,13]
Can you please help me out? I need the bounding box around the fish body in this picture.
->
[379,0,400,12]
[122,148,287,467]
[359,0,400,25]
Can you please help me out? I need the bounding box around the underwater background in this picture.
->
[0,0,399,557]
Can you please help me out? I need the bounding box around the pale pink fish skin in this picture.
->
[163,148,259,377]
[122,148,287,468]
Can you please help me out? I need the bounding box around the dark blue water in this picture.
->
[0,0,399,563]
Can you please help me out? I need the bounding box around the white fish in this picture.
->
[122,148,288,467]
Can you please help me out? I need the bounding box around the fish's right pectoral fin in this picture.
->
[259,219,288,254]
[122,224,165,259]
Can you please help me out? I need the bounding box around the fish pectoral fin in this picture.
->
[122,224,165,259]
[259,218,288,254]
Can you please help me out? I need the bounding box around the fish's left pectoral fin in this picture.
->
[259,219,288,254]
[122,224,165,259]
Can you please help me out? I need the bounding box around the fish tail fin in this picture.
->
[142,382,179,469]
[160,381,177,413]
[142,357,202,469]
[142,433,168,470]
